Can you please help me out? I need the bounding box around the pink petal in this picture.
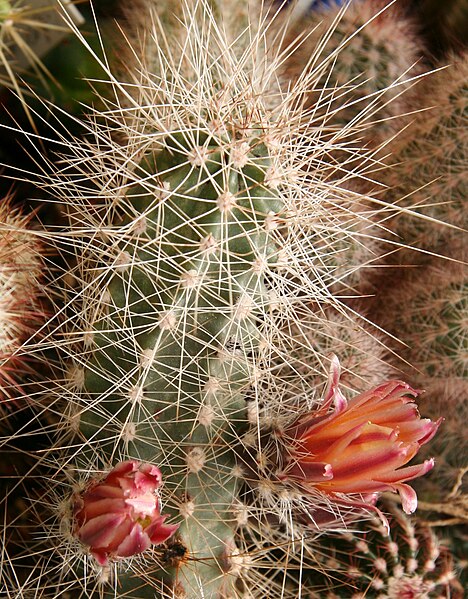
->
[376,458,435,484]
[86,484,124,499]
[281,461,333,482]
[78,497,127,520]
[115,523,151,558]
[320,478,392,494]
[125,492,158,517]
[146,516,180,544]
[138,464,162,486]
[418,417,443,445]
[107,461,138,481]
[91,549,110,567]
[323,355,348,413]
[77,512,127,547]
[330,444,408,480]
[393,483,418,514]
[323,422,369,456]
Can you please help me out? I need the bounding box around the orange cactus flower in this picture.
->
[280,357,442,514]
[74,460,178,566]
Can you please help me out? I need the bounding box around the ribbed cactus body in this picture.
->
[75,130,282,595]
[33,2,404,591]
[414,378,468,506]
[377,257,467,380]
[304,502,463,598]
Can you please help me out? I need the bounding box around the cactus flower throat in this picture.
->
[74,460,178,565]
[281,358,442,514]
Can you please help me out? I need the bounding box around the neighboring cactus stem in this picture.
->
[279,0,425,145]
[384,51,468,258]
[377,253,467,380]
[0,197,43,407]
[304,500,464,598]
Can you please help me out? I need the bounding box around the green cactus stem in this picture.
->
[72,128,283,597]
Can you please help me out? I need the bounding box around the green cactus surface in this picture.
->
[71,128,284,596]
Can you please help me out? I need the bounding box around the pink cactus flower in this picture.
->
[74,460,178,565]
[280,357,442,514]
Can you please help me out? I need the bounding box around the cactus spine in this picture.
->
[73,125,282,597]
[280,0,425,144]
[384,52,468,259]
[304,501,464,598]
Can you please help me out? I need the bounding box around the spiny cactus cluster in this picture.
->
[304,500,464,598]
[0,196,43,408]
[0,0,466,598]
[279,0,425,144]
[383,51,467,260]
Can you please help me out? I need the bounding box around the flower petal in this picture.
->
[116,523,151,558]
[393,483,418,514]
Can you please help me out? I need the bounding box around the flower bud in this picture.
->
[74,460,178,565]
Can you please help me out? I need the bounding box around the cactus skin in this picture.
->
[302,501,464,598]
[413,378,467,507]
[32,3,296,595]
[280,0,425,145]
[0,197,43,407]
[375,254,467,381]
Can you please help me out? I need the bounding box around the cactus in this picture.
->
[279,0,426,146]
[12,2,398,595]
[281,307,396,395]
[0,196,44,408]
[0,1,452,597]
[375,248,467,381]
[384,51,467,261]
[302,500,464,598]
[413,378,467,508]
